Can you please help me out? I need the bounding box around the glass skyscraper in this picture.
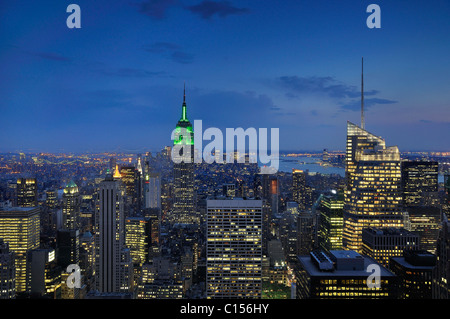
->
[343,122,403,252]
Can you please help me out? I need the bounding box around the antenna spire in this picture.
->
[183,82,186,105]
[361,57,365,130]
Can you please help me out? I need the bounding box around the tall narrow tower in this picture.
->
[62,180,80,230]
[171,85,196,224]
[361,57,365,130]
[95,173,132,293]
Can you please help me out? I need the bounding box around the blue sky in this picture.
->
[1,0,449,153]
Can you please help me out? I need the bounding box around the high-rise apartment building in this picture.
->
[206,198,262,299]
[343,122,403,252]
[0,207,40,293]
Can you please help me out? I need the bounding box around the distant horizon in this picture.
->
[0,148,448,155]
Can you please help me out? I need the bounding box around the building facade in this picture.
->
[206,198,262,299]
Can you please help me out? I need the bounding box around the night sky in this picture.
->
[1,0,450,153]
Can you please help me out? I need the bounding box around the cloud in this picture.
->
[15,46,72,62]
[274,75,396,111]
[94,67,164,78]
[136,0,180,20]
[340,97,398,111]
[185,1,249,19]
[277,76,378,99]
[143,42,194,64]
[135,0,249,20]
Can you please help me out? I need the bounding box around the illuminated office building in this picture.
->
[28,248,62,299]
[390,250,436,299]
[79,231,95,292]
[95,173,133,293]
[62,180,81,230]
[172,86,196,224]
[317,191,344,252]
[120,165,140,208]
[206,198,262,299]
[295,250,397,299]
[0,238,16,299]
[137,257,183,299]
[401,161,439,207]
[406,206,441,254]
[45,189,57,209]
[16,178,37,207]
[361,227,419,268]
[0,207,40,293]
[125,216,152,286]
[343,122,403,252]
[292,169,306,211]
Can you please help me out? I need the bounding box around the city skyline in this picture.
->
[1,1,450,153]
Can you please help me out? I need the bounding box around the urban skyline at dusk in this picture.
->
[1,1,450,310]
[1,0,450,153]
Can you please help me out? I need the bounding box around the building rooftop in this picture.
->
[298,250,395,278]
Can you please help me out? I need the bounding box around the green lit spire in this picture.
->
[174,83,194,146]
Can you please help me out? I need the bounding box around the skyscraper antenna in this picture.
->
[361,57,365,129]
[183,82,186,104]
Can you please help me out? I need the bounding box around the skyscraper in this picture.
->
[28,248,62,299]
[0,207,40,293]
[401,160,439,207]
[292,169,306,211]
[120,165,139,209]
[16,178,37,207]
[0,238,15,299]
[144,172,161,209]
[62,180,81,230]
[361,227,419,268]
[206,198,262,299]
[172,86,196,224]
[343,122,403,252]
[57,229,81,299]
[94,173,133,293]
[390,250,436,299]
[317,191,344,252]
[433,216,450,299]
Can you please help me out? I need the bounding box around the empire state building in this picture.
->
[171,86,197,224]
